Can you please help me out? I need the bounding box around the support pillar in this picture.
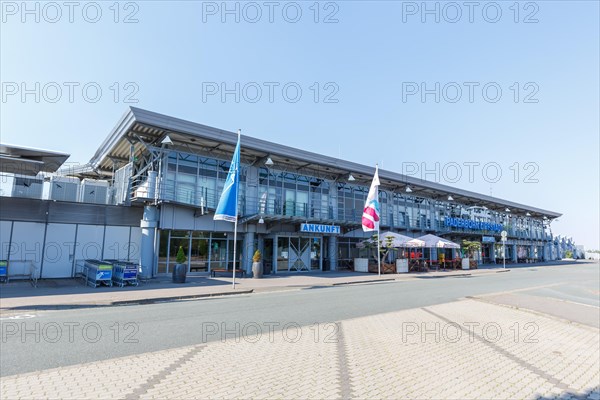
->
[512,244,518,263]
[243,231,255,275]
[140,205,158,279]
[328,235,337,271]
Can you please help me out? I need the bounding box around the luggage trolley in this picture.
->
[0,260,7,283]
[83,260,113,287]
[105,260,139,287]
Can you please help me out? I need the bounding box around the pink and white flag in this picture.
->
[362,165,381,232]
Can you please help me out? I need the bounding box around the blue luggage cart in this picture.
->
[106,260,139,287]
[82,260,113,287]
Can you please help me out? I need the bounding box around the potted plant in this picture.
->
[172,245,187,283]
[251,249,263,278]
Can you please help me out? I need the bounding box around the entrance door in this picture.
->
[289,237,311,271]
[276,237,314,272]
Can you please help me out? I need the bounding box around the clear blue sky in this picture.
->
[2,1,599,249]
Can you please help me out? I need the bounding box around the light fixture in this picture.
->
[161,135,173,145]
[505,208,511,212]
[405,186,412,193]
[526,212,531,216]
[348,174,356,181]
[264,157,274,166]
[447,195,454,201]
[258,217,264,224]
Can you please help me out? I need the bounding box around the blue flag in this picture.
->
[214,131,240,222]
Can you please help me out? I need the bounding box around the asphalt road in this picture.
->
[1,262,598,377]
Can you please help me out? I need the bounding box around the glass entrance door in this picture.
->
[275,236,321,272]
[289,237,311,271]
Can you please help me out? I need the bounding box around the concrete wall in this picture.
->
[0,197,143,278]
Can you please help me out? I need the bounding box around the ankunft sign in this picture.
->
[445,217,502,232]
[300,223,341,234]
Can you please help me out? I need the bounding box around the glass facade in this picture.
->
[138,147,552,245]
[157,229,242,274]
[133,145,555,274]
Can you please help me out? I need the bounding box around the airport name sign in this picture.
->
[445,217,502,232]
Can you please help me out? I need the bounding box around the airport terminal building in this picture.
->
[0,108,569,279]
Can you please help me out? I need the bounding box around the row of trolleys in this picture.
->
[79,259,139,287]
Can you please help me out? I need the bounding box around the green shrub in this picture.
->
[252,250,262,262]
[176,246,187,264]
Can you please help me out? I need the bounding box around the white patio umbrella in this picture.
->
[415,234,460,265]
[359,231,424,248]
[416,234,460,249]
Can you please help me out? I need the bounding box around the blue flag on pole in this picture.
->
[214,131,240,222]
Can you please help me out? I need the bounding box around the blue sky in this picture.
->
[1,1,599,249]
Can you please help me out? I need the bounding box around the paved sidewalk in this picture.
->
[0,261,580,313]
[1,298,598,399]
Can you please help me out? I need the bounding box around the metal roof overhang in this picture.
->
[0,144,70,175]
[87,107,562,219]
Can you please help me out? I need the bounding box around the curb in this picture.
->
[0,268,520,312]
[110,289,255,306]
[332,278,396,286]
[0,290,255,312]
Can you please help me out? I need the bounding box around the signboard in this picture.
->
[0,260,7,277]
[482,236,496,243]
[96,264,112,280]
[300,223,340,234]
[123,264,138,279]
[445,217,502,232]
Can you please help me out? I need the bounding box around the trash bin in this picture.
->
[172,263,187,283]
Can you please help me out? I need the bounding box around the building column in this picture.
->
[530,244,535,261]
[272,235,278,273]
[328,235,337,271]
[243,231,255,275]
[512,244,518,263]
[140,205,158,279]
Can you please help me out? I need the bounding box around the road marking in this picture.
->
[0,313,36,321]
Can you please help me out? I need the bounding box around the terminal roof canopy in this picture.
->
[0,143,70,175]
[87,107,561,220]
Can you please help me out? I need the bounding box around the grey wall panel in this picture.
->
[9,221,45,274]
[0,197,143,226]
[0,220,13,259]
[128,227,142,262]
[0,198,48,222]
[102,226,131,260]
[159,204,244,232]
[42,223,77,278]
[74,225,105,262]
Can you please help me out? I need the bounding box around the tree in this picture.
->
[363,234,395,263]
[176,246,187,264]
[461,240,481,258]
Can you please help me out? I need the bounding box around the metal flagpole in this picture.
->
[376,164,381,276]
[232,218,238,289]
[377,225,381,276]
[232,129,241,289]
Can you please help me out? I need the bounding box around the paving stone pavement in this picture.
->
[1,299,599,399]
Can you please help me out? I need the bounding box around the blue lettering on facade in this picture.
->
[444,217,502,232]
[300,223,340,234]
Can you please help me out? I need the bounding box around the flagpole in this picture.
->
[376,164,381,276]
[377,224,381,276]
[232,129,241,289]
[232,218,238,289]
